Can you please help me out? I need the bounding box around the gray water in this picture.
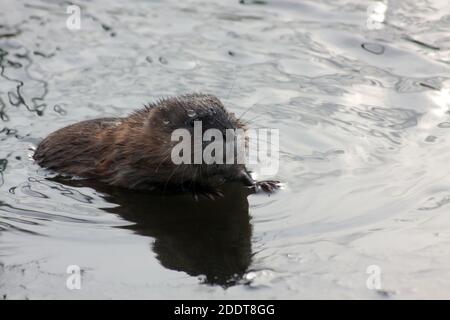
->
[0,0,449,299]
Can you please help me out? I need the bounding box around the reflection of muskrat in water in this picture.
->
[34,93,279,198]
[49,177,254,286]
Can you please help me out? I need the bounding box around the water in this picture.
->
[0,0,449,299]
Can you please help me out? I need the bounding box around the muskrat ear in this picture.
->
[148,103,182,128]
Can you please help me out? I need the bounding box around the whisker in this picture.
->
[154,152,172,173]
[225,66,238,101]
[241,112,265,125]
[163,164,182,194]
[237,99,264,123]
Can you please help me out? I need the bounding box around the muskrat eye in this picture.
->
[186,109,197,117]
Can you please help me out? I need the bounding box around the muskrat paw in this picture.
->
[255,180,280,194]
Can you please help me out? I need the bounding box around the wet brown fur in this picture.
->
[34,93,249,191]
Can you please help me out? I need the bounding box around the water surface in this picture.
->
[1,0,450,299]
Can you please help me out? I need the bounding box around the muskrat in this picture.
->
[34,93,279,198]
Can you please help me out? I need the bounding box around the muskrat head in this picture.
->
[138,93,247,189]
